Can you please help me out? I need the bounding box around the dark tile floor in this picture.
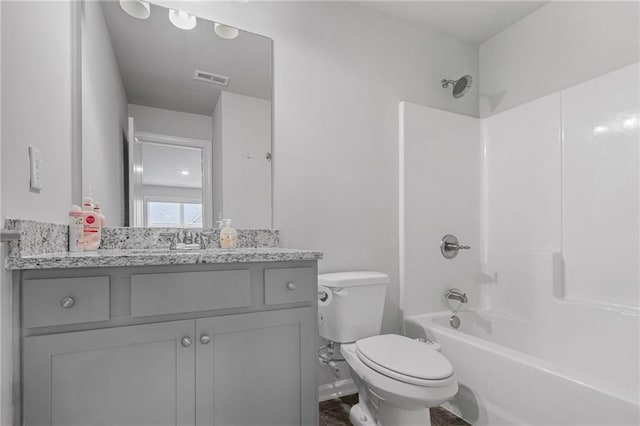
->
[319,394,469,426]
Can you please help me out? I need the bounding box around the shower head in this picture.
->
[441,74,472,99]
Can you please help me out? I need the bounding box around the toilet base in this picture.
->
[349,400,432,426]
[349,403,375,426]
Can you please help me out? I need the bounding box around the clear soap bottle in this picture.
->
[219,219,238,249]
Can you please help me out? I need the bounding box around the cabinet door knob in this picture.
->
[286,282,297,291]
[181,336,193,347]
[60,296,75,309]
[200,334,211,345]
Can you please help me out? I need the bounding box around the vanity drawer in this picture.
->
[131,270,251,317]
[22,277,110,328]
[264,267,315,305]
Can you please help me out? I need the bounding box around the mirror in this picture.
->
[81,1,273,228]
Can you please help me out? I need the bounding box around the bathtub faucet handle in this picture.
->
[440,234,470,259]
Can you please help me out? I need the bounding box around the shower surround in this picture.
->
[399,63,639,425]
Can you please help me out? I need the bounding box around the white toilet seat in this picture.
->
[355,334,454,387]
[341,341,457,408]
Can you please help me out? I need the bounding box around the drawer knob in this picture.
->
[60,296,75,309]
[181,336,192,347]
[200,334,211,345]
[286,282,297,291]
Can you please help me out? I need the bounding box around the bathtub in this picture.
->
[405,310,640,426]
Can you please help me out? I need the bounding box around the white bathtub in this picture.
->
[405,310,640,426]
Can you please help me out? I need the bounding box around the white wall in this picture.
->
[1,1,73,223]
[400,102,480,318]
[212,91,271,228]
[81,0,127,226]
[1,2,74,423]
[479,1,640,117]
[128,104,211,141]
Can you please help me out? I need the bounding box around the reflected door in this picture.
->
[131,130,212,227]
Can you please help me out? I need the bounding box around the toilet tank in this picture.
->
[318,271,388,343]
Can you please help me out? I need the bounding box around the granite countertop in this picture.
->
[7,247,324,270]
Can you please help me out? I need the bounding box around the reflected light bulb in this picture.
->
[119,0,150,19]
[214,23,239,39]
[169,9,197,30]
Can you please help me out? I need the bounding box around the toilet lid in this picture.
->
[355,334,453,384]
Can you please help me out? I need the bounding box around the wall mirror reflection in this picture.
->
[81,0,273,228]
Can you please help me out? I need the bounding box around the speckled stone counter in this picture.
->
[7,247,323,270]
[4,219,322,270]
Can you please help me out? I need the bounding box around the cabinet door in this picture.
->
[196,307,316,426]
[23,320,195,426]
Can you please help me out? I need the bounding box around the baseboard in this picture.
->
[318,379,357,402]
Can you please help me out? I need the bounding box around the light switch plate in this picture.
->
[28,146,43,191]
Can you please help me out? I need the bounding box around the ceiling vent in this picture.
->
[193,69,229,86]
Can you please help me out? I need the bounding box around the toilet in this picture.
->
[318,271,458,426]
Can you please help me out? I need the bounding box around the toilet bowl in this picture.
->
[318,272,458,426]
[341,334,458,426]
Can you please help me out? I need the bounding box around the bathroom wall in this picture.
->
[81,0,128,226]
[1,1,73,223]
[479,1,640,117]
[210,91,271,228]
[399,102,480,318]
[0,2,75,423]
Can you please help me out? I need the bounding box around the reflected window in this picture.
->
[147,201,202,227]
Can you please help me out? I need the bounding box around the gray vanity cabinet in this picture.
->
[195,308,315,426]
[17,261,319,426]
[23,320,196,426]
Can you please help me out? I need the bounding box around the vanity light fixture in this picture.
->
[169,9,197,30]
[181,171,190,176]
[119,0,150,20]
[214,23,239,40]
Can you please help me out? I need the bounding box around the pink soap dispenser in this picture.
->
[82,197,102,251]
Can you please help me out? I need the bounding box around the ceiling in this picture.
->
[101,1,272,116]
[356,1,548,45]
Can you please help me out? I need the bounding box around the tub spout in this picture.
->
[445,288,468,303]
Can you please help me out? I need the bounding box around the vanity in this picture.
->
[7,224,322,426]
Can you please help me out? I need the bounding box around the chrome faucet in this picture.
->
[445,288,468,304]
[182,230,194,245]
[159,231,181,250]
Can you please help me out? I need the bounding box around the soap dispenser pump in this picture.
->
[219,219,237,249]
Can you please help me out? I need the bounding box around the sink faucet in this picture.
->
[159,232,181,250]
[445,288,468,304]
